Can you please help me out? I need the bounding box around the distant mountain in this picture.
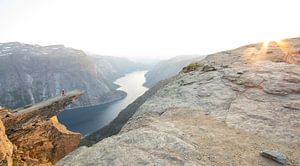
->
[0,42,145,109]
[90,55,146,81]
[143,55,203,88]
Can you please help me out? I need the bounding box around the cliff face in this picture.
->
[0,118,13,166]
[60,38,300,165]
[0,42,142,109]
[0,90,84,166]
[143,55,202,88]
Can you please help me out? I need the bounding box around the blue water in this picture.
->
[57,71,148,136]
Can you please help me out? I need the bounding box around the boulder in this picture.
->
[261,150,288,165]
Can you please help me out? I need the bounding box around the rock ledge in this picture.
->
[0,90,84,165]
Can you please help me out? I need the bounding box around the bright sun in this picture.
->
[265,33,288,44]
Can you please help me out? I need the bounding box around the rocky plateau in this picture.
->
[60,38,300,165]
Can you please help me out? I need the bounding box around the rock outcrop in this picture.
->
[0,118,13,166]
[0,42,144,109]
[0,90,84,165]
[59,38,300,165]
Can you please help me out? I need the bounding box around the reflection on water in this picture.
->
[57,71,148,136]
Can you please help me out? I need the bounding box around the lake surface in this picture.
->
[57,71,148,136]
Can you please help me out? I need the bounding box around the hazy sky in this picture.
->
[1,0,299,60]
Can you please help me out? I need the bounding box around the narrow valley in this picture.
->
[58,71,148,136]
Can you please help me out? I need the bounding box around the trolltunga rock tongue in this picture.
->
[0,90,84,166]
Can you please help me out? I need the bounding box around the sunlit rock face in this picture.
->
[242,39,300,65]
[59,38,300,166]
[0,90,84,166]
[0,118,13,166]
[0,42,143,109]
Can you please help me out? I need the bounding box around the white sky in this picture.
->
[0,0,299,60]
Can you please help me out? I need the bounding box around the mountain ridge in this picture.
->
[0,42,146,109]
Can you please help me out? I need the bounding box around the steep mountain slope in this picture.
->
[143,55,202,88]
[59,38,300,165]
[0,42,143,109]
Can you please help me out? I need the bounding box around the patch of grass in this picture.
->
[13,157,21,166]
[79,138,93,147]
[182,63,200,73]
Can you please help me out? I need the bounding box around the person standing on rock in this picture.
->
[61,89,65,96]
